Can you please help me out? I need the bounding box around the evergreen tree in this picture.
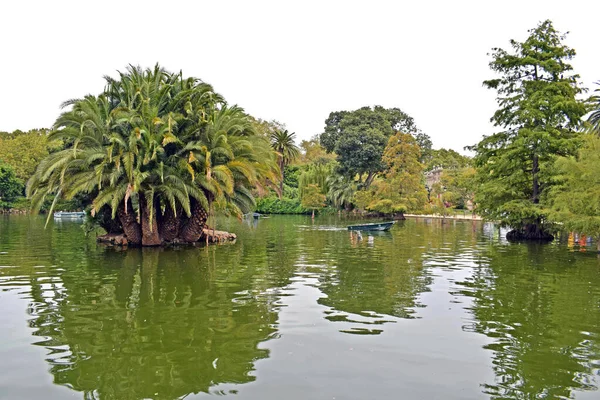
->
[469,20,587,241]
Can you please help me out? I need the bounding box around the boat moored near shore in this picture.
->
[53,211,85,219]
[347,221,395,231]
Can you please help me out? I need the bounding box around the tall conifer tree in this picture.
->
[470,20,587,240]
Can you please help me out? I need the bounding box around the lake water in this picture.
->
[0,215,599,399]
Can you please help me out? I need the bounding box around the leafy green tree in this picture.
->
[319,106,425,187]
[549,135,600,250]
[414,132,433,163]
[270,129,300,198]
[440,167,476,210]
[249,117,285,138]
[27,65,276,246]
[301,184,326,218]
[379,132,427,215]
[298,136,336,165]
[425,148,471,171]
[298,162,333,198]
[0,129,54,181]
[0,162,23,208]
[469,20,587,241]
[353,186,375,212]
[351,133,427,217]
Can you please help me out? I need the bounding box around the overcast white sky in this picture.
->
[0,0,597,153]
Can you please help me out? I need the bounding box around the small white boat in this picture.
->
[53,211,85,219]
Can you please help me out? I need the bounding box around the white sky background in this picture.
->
[0,0,598,153]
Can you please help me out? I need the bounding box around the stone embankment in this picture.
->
[0,209,28,215]
[404,213,482,221]
[97,228,236,247]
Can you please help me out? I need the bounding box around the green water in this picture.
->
[0,215,599,399]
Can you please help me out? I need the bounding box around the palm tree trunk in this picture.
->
[159,205,181,242]
[118,199,142,246]
[279,158,284,199]
[179,198,209,243]
[140,194,161,246]
[98,205,123,234]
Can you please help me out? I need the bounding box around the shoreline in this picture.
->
[404,213,482,221]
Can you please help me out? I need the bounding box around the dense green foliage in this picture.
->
[470,20,587,239]
[0,162,23,209]
[298,136,336,165]
[439,167,476,210]
[353,132,427,214]
[283,165,301,189]
[298,162,332,198]
[300,184,326,215]
[549,135,600,248]
[255,196,307,214]
[0,129,60,181]
[425,148,470,171]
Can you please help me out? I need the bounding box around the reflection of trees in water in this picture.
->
[459,244,600,399]
[22,221,301,400]
[303,220,479,326]
[14,216,600,399]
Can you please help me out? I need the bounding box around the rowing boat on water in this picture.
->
[347,221,395,231]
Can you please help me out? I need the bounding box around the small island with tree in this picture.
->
[26,65,279,246]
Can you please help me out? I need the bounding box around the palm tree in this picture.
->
[27,65,274,246]
[269,129,299,198]
[589,82,600,135]
[327,175,356,211]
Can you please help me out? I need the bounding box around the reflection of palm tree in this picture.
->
[5,212,308,399]
[25,245,293,399]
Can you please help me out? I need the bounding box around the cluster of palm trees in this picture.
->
[27,65,278,246]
